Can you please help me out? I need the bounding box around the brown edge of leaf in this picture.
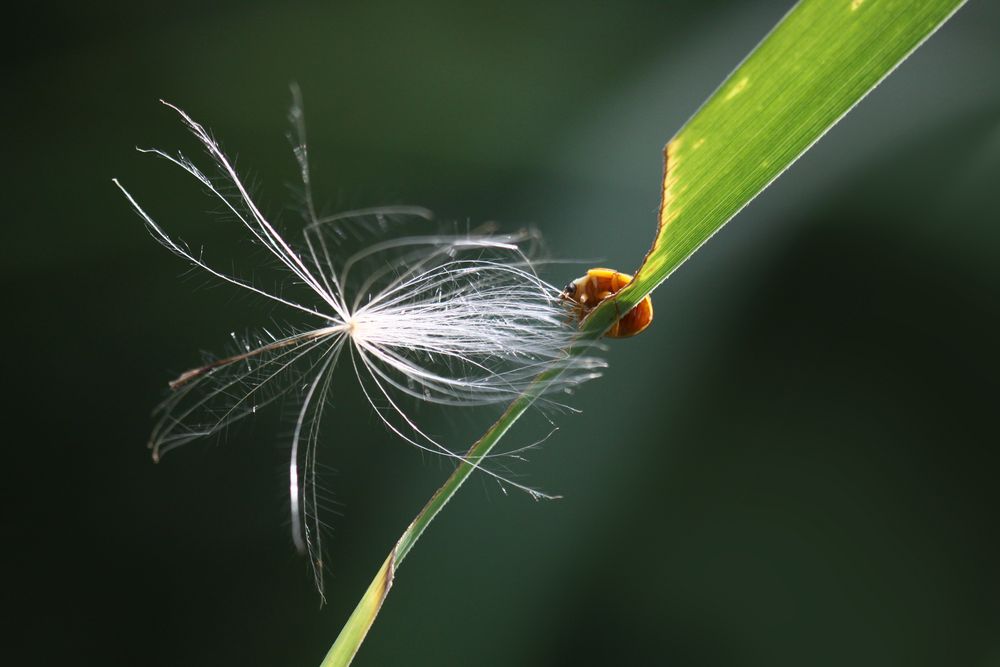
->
[634,139,676,279]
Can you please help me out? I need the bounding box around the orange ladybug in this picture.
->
[560,268,653,338]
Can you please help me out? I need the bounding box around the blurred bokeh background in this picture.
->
[5,1,999,665]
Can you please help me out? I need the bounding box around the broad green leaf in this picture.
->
[323,0,966,664]
[591,0,967,327]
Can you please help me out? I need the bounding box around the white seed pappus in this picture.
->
[114,90,604,599]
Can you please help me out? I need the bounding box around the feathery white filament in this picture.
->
[115,93,604,600]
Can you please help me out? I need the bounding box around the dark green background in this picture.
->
[6,1,999,665]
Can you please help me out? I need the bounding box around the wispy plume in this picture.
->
[114,90,604,599]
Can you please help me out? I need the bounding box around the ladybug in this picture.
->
[561,268,653,338]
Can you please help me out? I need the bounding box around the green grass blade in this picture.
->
[320,555,393,667]
[322,1,965,664]
[603,0,967,321]
[321,385,548,666]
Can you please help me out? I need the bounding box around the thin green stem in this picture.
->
[320,363,573,667]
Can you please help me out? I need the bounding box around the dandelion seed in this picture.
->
[114,90,604,600]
